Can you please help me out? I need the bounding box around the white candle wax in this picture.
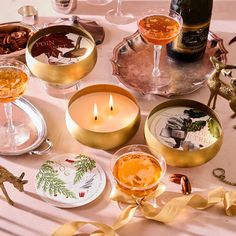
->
[69,92,139,132]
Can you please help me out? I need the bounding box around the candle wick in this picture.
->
[110,106,113,111]
[95,116,98,121]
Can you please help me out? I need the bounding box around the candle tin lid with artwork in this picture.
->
[26,25,97,86]
[144,99,223,167]
[35,153,106,208]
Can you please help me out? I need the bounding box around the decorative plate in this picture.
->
[35,153,106,208]
[111,31,228,97]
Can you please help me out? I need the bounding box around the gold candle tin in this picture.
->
[144,99,223,167]
[26,25,97,87]
[66,84,141,150]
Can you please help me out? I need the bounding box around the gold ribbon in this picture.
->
[52,184,236,236]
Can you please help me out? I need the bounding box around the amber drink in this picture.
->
[0,67,28,103]
[137,9,182,89]
[0,59,30,150]
[138,15,180,45]
[112,145,166,197]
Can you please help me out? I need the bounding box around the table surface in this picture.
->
[1,1,236,236]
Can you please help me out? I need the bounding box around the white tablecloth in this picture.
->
[0,1,236,236]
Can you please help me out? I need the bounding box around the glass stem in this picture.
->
[4,102,16,136]
[116,0,122,16]
[152,45,162,77]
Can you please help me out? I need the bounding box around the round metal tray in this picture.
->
[111,31,228,97]
[0,97,52,156]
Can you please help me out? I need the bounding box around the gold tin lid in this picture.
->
[26,25,97,86]
[145,99,223,167]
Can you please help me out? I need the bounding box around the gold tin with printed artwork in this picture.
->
[145,99,223,167]
[26,25,97,87]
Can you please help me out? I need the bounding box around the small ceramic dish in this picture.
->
[35,153,106,208]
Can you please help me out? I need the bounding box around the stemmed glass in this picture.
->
[0,59,30,151]
[138,9,183,89]
[105,0,135,25]
[111,144,166,199]
[87,0,112,5]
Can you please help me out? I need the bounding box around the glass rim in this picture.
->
[0,59,30,76]
[111,144,167,191]
[137,8,183,41]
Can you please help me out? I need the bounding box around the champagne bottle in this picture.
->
[167,0,213,62]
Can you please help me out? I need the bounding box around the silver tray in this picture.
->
[111,31,228,97]
[0,97,52,156]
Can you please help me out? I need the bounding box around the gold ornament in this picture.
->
[207,56,236,126]
[0,165,28,205]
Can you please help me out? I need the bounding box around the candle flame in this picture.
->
[94,103,98,121]
[109,94,113,111]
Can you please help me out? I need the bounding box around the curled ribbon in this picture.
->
[52,184,236,236]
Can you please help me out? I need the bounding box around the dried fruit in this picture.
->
[169,173,192,195]
[0,27,33,55]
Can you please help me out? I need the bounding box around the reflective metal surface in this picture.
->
[0,97,49,156]
[111,31,228,97]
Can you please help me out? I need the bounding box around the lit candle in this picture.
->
[94,103,98,121]
[109,94,113,112]
[69,92,138,132]
[66,84,141,149]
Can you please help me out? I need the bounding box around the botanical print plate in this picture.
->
[35,153,106,208]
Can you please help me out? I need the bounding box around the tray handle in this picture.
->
[29,138,53,155]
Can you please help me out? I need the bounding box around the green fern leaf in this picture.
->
[73,155,96,184]
[36,161,76,199]
[208,118,221,138]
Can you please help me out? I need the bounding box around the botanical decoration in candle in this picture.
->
[145,99,223,167]
[66,84,141,149]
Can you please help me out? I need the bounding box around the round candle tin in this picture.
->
[144,99,223,167]
[66,84,141,150]
[26,25,97,87]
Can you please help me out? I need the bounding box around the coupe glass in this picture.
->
[87,0,112,5]
[111,144,166,198]
[138,9,182,89]
[105,0,135,25]
[0,59,30,151]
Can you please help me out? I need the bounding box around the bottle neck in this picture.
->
[170,0,213,25]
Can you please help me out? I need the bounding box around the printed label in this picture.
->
[31,32,93,65]
[171,22,210,53]
[148,106,221,151]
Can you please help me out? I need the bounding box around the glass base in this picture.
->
[43,82,80,98]
[86,0,112,5]
[0,123,30,150]
[105,9,135,25]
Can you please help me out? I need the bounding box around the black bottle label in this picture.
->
[171,22,210,54]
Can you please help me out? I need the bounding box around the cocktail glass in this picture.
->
[138,9,182,89]
[0,59,30,151]
[111,144,166,199]
[105,0,135,25]
[87,0,112,5]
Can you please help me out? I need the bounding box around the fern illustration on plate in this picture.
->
[72,155,96,184]
[36,160,76,199]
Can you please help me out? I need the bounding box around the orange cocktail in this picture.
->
[138,15,181,45]
[112,145,166,197]
[0,67,28,103]
[137,9,182,88]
